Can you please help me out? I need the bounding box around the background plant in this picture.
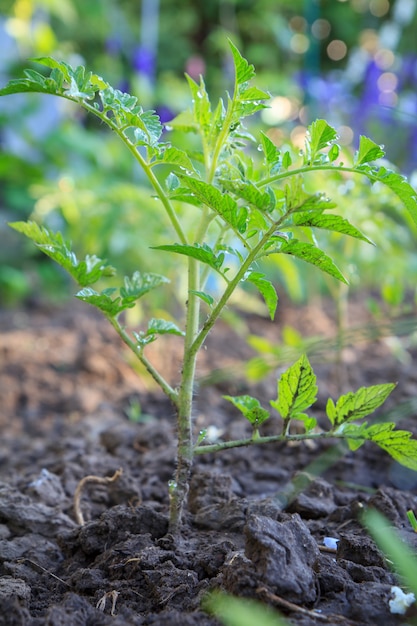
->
[2,43,417,532]
[2,1,417,313]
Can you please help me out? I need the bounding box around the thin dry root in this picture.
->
[74,468,123,525]
[96,590,120,616]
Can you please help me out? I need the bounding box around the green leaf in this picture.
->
[205,592,287,626]
[9,221,115,286]
[180,177,248,234]
[223,394,270,428]
[293,212,374,244]
[185,74,212,135]
[228,39,255,85]
[151,146,195,171]
[189,290,215,307]
[245,272,278,320]
[120,271,170,302]
[326,383,396,428]
[364,423,417,471]
[220,178,274,212]
[355,136,385,166]
[278,239,348,284]
[133,318,185,347]
[375,168,417,228]
[153,243,225,273]
[260,132,280,167]
[270,355,317,422]
[76,287,126,316]
[306,120,338,161]
[165,110,197,133]
[239,86,269,102]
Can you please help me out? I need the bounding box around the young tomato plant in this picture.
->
[2,42,417,533]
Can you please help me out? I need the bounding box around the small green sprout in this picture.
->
[407,509,417,532]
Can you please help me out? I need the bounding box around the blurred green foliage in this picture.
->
[1,0,417,317]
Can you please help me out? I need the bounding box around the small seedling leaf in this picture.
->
[355,136,385,166]
[224,394,270,427]
[271,354,317,420]
[365,423,417,471]
[259,132,280,168]
[326,383,396,427]
[306,120,338,161]
[245,271,278,320]
[146,318,184,337]
[228,39,256,85]
[120,272,170,302]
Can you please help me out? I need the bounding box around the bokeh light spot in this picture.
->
[311,19,331,40]
[338,125,354,146]
[261,96,299,125]
[290,125,307,149]
[290,33,310,54]
[359,29,379,53]
[377,71,398,92]
[370,0,390,17]
[374,48,395,69]
[327,39,348,61]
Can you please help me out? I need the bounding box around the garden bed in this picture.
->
[0,300,417,625]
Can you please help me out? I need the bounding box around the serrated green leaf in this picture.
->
[76,287,125,316]
[189,290,215,307]
[326,383,396,427]
[239,86,269,102]
[357,422,417,471]
[228,39,255,85]
[374,168,417,227]
[152,146,195,171]
[186,74,211,135]
[245,272,278,320]
[278,240,348,284]
[270,354,317,421]
[306,120,338,161]
[355,136,385,166]
[133,318,185,347]
[260,132,280,167]
[180,177,248,234]
[220,178,274,213]
[223,394,270,427]
[9,221,115,286]
[120,272,169,302]
[293,212,374,244]
[152,243,225,273]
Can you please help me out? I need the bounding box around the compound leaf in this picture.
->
[120,271,169,302]
[9,221,115,286]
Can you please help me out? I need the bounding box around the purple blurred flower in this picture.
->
[106,37,123,56]
[132,45,155,78]
[156,105,175,125]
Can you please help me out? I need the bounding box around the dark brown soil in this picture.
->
[1,299,417,625]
